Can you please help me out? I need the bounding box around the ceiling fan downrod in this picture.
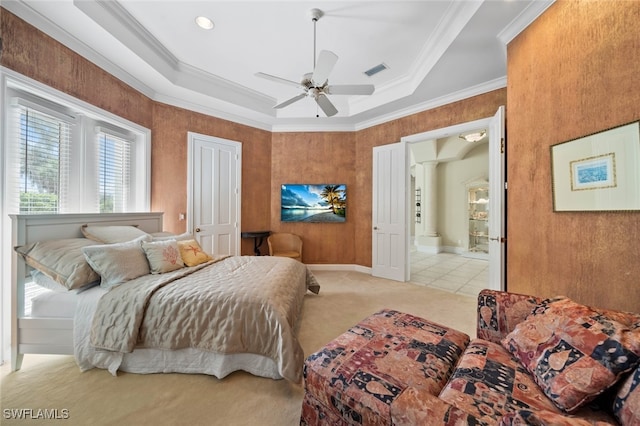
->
[309,9,323,72]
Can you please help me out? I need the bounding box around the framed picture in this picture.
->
[551,121,640,211]
[281,184,346,222]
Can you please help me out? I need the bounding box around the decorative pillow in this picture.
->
[141,240,184,274]
[177,239,212,267]
[613,366,640,425]
[502,297,640,413]
[82,236,151,289]
[15,238,100,290]
[81,225,149,243]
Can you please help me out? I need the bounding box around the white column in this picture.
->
[423,161,439,237]
[415,161,441,253]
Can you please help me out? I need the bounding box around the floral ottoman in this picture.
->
[300,309,470,425]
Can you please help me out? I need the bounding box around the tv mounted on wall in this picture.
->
[281,184,346,223]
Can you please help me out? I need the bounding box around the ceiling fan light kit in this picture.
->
[255,8,375,117]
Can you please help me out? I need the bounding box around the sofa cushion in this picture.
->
[301,309,470,425]
[477,290,542,344]
[439,338,561,423]
[613,366,640,425]
[500,408,617,426]
[502,297,640,413]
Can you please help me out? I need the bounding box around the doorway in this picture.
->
[402,107,505,293]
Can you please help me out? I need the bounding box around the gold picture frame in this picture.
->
[551,121,640,211]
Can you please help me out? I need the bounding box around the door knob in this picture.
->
[195,227,201,232]
[373,226,378,230]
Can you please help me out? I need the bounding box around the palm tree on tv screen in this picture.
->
[320,185,345,216]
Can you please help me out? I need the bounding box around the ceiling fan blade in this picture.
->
[312,50,338,86]
[255,72,303,90]
[315,94,338,117]
[325,84,375,96]
[274,93,306,109]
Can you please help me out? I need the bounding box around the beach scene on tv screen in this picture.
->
[281,184,346,223]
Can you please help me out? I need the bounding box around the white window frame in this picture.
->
[0,67,151,364]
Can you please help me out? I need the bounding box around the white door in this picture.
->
[488,106,506,290]
[372,143,407,281]
[188,132,241,256]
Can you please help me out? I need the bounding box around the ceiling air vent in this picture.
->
[364,63,388,77]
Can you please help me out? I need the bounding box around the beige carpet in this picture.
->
[1,270,477,426]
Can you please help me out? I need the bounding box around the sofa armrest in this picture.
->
[391,387,485,426]
[477,289,543,343]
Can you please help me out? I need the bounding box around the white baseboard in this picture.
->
[306,264,372,274]
[413,245,464,255]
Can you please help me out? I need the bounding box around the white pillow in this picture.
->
[15,238,100,290]
[82,235,151,289]
[81,225,149,243]
[141,240,184,274]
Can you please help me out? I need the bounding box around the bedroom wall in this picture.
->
[270,132,356,264]
[0,9,153,129]
[151,103,273,256]
[506,1,640,312]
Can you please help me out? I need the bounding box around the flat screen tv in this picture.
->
[281,184,346,223]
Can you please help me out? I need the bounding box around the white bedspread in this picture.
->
[74,256,319,382]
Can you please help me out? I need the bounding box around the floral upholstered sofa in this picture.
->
[300,289,640,425]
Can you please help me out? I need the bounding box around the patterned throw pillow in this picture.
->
[502,297,640,413]
[141,240,184,274]
[613,366,640,425]
[177,239,213,267]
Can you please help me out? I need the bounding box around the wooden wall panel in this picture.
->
[270,132,356,264]
[506,1,640,312]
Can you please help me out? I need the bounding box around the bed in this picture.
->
[10,213,319,383]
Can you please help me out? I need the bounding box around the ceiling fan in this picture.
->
[255,8,375,117]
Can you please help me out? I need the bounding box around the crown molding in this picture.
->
[73,0,276,113]
[2,0,157,100]
[353,77,506,132]
[498,0,555,45]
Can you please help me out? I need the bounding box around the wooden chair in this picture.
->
[267,233,302,262]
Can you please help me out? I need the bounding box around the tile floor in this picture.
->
[409,250,489,297]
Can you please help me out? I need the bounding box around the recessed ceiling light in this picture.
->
[195,16,214,30]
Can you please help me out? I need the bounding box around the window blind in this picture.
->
[8,104,72,214]
[96,130,131,213]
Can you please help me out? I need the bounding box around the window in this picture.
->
[4,85,150,214]
[96,128,132,213]
[1,71,151,363]
[12,104,72,213]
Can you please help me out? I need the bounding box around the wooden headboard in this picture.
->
[9,212,163,370]
[11,212,164,247]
